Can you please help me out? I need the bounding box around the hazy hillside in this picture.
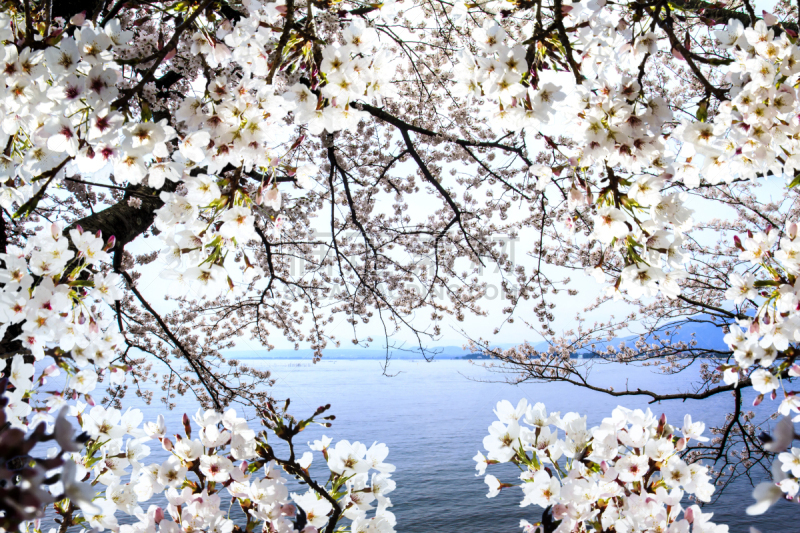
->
[223,317,728,361]
[223,345,516,361]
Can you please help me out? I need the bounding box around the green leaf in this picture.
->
[141,102,153,122]
[753,279,780,287]
[696,99,708,122]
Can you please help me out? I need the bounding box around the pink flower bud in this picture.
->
[70,12,86,26]
[281,503,296,518]
[162,437,174,451]
[552,504,568,520]
[675,437,686,451]
[183,413,192,438]
[154,507,164,524]
[753,394,764,407]
[685,507,694,524]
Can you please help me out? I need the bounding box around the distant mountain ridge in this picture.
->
[223,316,729,361]
[222,345,509,361]
[571,316,729,357]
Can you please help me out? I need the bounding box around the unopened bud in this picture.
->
[183,413,192,438]
[281,503,297,518]
[162,437,173,452]
[675,437,687,451]
[70,12,86,26]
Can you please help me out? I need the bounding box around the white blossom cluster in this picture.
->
[453,8,691,302]
[0,14,137,205]
[307,436,398,532]
[74,407,298,533]
[739,416,800,516]
[676,20,800,186]
[15,396,398,533]
[153,9,397,298]
[452,20,567,131]
[2,223,124,429]
[721,225,800,400]
[719,221,800,512]
[691,22,800,444]
[477,400,724,533]
[57,406,274,532]
[0,2,398,303]
[303,20,399,129]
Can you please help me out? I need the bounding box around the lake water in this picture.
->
[77,359,800,532]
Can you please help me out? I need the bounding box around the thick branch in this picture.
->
[65,183,175,253]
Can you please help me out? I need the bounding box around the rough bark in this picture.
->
[65,182,176,251]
